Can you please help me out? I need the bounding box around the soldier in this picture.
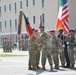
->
[21,35,25,51]
[34,30,41,69]
[49,30,60,69]
[2,38,6,52]
[39,26,53,70]
[6,38,9,52]
[58,29,65,67]
[9,39,12,52]
[67,30,75,68]
[63,33,70,68]
[18,38,22,51]
[28,29,38,70]
[24,34,29,51]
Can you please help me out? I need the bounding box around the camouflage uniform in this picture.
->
[40,32,52,70]
[6,39,9,52]
[68,35,75,68]
[24,38,28,51]
[35,35,41,68]
[2,38,6,52]
[58,34,65,67]
[50,35,60,69]
[18,38,22,51]
[22,38,25,51]
[28,35,37,70]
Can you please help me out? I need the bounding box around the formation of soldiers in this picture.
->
[18,34,28,51]
[28,25,76,70]
[2,37,12,52]
[2,25,76,71]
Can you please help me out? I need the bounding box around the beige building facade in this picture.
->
[0,0,76,45]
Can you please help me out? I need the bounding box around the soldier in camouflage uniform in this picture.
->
[28,29,38,70]
[2,38,6,52]
[67,30,75,68]
[9,39,12,52]
[50,30,60,69]
[24,34,28,51]
[18,38,22,51]
[34,30,41,69]
[21,35,25,51]
[58,29,65,67]
[39,26,53,70]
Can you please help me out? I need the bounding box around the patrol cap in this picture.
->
[32,28,35,31]
[39,25,44,28]
[69,29,75,32]
[49,30,55,32]
[59,29,63,32]
[35,29,38,32]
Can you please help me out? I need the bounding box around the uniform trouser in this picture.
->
[29,51,37,67]
[36,50,40,66]
[41,48,52,66]
[64,42,70,66]
[52,52,59,65]
[60,50,65,65]
[68,48,75,65]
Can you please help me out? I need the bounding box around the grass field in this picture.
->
[0,54,26,57]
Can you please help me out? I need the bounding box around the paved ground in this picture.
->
[0,50,76,75]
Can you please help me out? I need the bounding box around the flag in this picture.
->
[56,0,69,34]
[23,13,33,38]
[17,11,23,34]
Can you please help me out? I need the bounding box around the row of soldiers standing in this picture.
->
[18,35,28,51]
[2,38,12,52]
[28,25,76,71]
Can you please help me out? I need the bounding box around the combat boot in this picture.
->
[62,63,65,67]
[37,65,41,69]
[32,66,37,70]
[54,64,59,69]
[71,64,74,68]
[50,65,53,71]
[42,65,45,70]
[28,66,32,70]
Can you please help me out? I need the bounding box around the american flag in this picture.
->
[56,0,69,34]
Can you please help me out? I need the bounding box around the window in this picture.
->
[0,6,1,17]
[4,21,7,27]
[0,36,2,44]
[33,0,35,5]
[42,0,44,7]
[42,14,45,25]
[14,2,16,14]
[4,5,6,12]
[20,1,22,9]
[9,4,11,11]
[0,22,2,32]
[26,0,28,7]
[15,19,17,30]
[33,16,35,24]
[15,36,18,43]
[9,20,12,27]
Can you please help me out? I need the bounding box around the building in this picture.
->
[0,0,76,45]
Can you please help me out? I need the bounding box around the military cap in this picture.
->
[35,30,38,32]
[70,29,75,32]
[32,28,35,31]
[39,25,44,28]
[49,30,55,32]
